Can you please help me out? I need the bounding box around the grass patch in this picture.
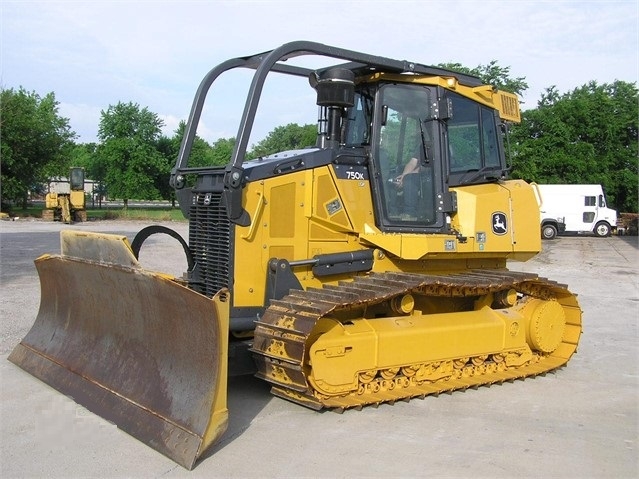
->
[92,207,186,222]
[6,204,187,222]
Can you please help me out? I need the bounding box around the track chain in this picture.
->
[251,269,581,410]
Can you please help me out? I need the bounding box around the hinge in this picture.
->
[438,191,457,214]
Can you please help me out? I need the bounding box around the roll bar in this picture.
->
[170,40,483,189]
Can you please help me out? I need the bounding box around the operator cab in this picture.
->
[344,82,509,233]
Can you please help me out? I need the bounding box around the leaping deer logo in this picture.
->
[492,212,508,235]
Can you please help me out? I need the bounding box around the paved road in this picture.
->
[1,218,637,478]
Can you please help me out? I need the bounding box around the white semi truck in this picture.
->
[533,184,617,239]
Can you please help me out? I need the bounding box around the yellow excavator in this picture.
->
[9,42,582,470]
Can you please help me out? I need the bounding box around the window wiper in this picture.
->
[418,118,431,164]
[457,166,503,185]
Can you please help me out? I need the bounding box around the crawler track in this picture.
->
[251,270,582,410]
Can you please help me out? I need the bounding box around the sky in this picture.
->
[1,0,638,147]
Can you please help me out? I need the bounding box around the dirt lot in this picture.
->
[1,218,637,478]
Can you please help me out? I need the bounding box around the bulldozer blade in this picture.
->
[8,230,230,470]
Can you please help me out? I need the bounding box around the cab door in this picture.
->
[580,193,599,231]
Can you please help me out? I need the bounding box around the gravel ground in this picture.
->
[1,218,637,478]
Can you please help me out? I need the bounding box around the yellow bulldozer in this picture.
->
[9,42,582,470]
[42,167,87,223]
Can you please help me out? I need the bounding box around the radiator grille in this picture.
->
[497,91,521,123]
[189,192,231,298]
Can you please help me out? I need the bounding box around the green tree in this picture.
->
[0,87,76,208]
[438,61,529,96]
[510,80,638,212]
[70,143,105,186]
[155,135,177,202]
[249,123,316,158]
[97,102,168,207]
[170,120,225,168]
[209,137,235,165]
[69,143,97,171]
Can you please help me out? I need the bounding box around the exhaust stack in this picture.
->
[310,68,355,149]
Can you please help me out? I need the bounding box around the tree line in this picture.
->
[1,64,637,212]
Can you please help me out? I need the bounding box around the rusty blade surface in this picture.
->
[9,242,229,470]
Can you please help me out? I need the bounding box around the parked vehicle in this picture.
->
[534,184,617,239]
[42,167,87,223]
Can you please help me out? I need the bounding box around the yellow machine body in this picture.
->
[232,170,541,309]
[9,42,582,469]
[43,167,87,223]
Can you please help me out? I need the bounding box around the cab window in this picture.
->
[375,84,437,226]
[345,91,373,146]
[447,93,503,183]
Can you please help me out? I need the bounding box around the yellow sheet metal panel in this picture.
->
[270,182,297,238]
[234,181,268,307]
[453,183,516,253]
[503,179,541,256]
[494,90,521,123]
[309,222,350,242]
[313,170,353,231]
[234,172,311,307]
[357,179,541,262]
[331,166,375,230]
[358,225,404,257]
[452,180,540,259]
[70,190,85,209]
[45,192,58,209]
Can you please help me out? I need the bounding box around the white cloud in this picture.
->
[159,114,182,139]
[57,102,103,143]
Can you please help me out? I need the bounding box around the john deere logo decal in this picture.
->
[492,212,508,235]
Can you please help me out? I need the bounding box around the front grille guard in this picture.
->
[188,191,232,298]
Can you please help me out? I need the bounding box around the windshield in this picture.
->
[375,84,437,226]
